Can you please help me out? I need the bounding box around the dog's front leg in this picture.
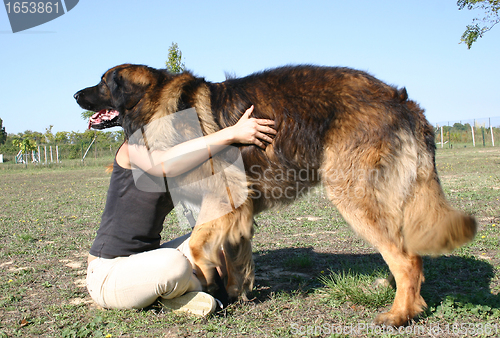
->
[188,196,228,295]
[189,222,221,294]
[223,237,254,301]
[189,197,255,300]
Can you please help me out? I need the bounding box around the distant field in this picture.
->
[0,147,499,337]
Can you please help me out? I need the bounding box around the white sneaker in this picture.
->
[159,291,217,317]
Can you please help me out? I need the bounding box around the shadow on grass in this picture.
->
[252,247,500,317]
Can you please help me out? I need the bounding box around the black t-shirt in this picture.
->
[89,159,174,258]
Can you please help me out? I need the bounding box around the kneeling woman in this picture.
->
[86,106,275,316]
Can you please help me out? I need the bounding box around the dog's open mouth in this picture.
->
[88,109,120,130]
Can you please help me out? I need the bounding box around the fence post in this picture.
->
[471,124,475,147]
[44,146,47,164]
[440,126,444,148]
[56,145,59,163]
[15,150,22,164]
[82,135,97,161]
[491,125,495,147]
[50,146,53,162]
[448,124,451,148]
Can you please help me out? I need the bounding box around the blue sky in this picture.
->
[1,0,499,134]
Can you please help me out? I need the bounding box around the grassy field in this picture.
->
[0,147,499,337]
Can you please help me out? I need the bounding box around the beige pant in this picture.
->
[86,234,202,309]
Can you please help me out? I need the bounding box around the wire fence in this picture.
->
[0,142,122,165]
[432,116,499,148]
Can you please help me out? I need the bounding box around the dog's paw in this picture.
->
[374,311,410,327]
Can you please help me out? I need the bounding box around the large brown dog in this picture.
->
[75,64,476,326]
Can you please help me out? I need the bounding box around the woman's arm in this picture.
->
[128,106,276,177]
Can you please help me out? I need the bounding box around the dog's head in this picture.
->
[74,64,166,134]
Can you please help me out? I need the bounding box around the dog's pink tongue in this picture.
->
[88,110,108,129]
[88,109,121,129]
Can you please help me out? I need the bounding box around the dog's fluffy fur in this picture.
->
[75,64,476,326]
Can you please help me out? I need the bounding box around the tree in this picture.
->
[81,111,95,120]
[0,118,6,145]
[21,130,43,144]
[44,125,55,144]
[165,42,185,73]
[458,0,500,48]
[12,136,37,153]
[54,131,69,144]
[453,122,468,131]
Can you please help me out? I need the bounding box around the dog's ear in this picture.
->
[109,69,147,110]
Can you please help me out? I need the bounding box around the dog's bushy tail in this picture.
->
[105,163,113,174]
[403,175,477,255]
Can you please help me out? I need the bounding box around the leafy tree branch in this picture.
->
[458,0,500,48]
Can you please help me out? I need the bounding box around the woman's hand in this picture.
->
[230,105,276,148]
[127,105,277,177]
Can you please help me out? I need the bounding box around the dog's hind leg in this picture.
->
[374,245,425,326]
[323,170,426,327]
[330,198,426,326]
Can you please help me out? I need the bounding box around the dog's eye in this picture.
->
[113,72,123,86]
[101,78,113,90]
[97,79,111,96]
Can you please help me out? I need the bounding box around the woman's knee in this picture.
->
[155,249,200,297]
[148,249,192,287]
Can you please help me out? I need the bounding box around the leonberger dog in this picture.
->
[75,64,476,326]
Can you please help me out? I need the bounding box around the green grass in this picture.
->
[0,156,115,172]
[0,146,499,337]
[318,268,395,309]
